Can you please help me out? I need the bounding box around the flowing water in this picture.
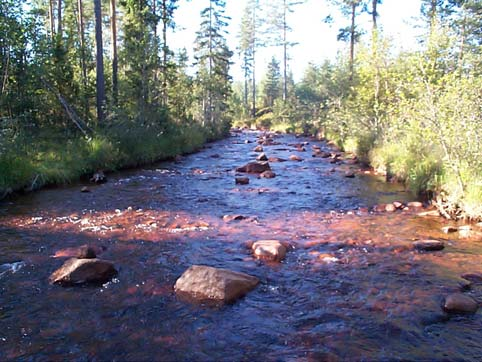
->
[0,130,481,361]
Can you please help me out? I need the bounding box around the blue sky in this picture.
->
[169,0,426,82]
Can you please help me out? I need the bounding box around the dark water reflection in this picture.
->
[1,131,481,361]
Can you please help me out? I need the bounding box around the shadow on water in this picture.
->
[1,131,481,361]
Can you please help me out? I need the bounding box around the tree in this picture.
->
[193,0,233,128]
[238,0,262,118]
[262,56,281,107]
[328,0,363,80]
[159,0,179,106]
[94,0,105,123]
[266,0,305,101]
[110,0,118,105]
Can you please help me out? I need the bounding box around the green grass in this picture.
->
[0,122,227,197]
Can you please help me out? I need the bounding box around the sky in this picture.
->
[169,0,426,82]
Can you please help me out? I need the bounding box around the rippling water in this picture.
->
[0,130,481,361]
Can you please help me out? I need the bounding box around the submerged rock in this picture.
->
[236,162,271,174]
[174,265,259,303]
[413,239,445,251]
[223,214,248,222]
[289,155,303,162]
[235,177,250,185]
[443,293,478,314]
[252,240,287,262]
[50,258,117,286]
[259,170,276,179]
[268,157,287,163]
[461,272,482,284]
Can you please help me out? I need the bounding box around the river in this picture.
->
[1,130,481,361]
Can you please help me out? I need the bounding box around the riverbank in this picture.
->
[0,122,229,199]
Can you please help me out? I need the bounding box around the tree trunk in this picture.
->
[349,2,356,81]
[282,0,287,102]
[162,0,168,106]
[77,0,89,118]
[94,0,106,124]
[57,0,62,38]
[110,0,118,106]
[49,0,55,39]
[251,0,257,118]
[372,0,377,30]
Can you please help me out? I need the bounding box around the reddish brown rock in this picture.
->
[236,162,271,174]
[443,293,478,314]
[268,157,287,163]
[413,239,445,251]
[235,177,250,185]
[253,145,263,152]
[174,265,259,303]
[252,240,287,262]
[256,153,268,161]
[259,170,276,179]
[50,258,117,286]
[289,155,303,162]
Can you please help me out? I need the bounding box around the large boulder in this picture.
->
[236,162,271,174]
[443,293,478,314]
[50,258,117,286]
[174,265,259,303]
[252,240,287,262]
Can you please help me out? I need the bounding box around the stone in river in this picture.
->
[259,170,276,179]
[77,245,97,259]
[289,155,303,162]
[461,272,482,284]
[344,171,355,178]
[385,204,396,212]
[253,145,263,152]
[256,153,268,161]
[393,201,404,209]
[443,293,478,314]
[80,186,90,193]
[252,240,287,262]
[90,170,107,184]
[174,265,259,304]
[407,201,423,208]
[223,214,248,222]
[50,258,117,286]
[413,239,445,251]
[236,162,271,174]
[442,226,458,233]
[235,177,250,185]
[268,157,287,163]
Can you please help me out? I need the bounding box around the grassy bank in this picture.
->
[0,121,229,198]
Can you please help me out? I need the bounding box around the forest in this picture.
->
[1,0,481,220]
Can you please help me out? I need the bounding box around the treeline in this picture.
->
[231,0,481,220]
[0,0,233,196]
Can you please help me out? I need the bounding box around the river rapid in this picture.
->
[1,130,481,361]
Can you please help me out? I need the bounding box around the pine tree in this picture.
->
[262,56,281,107]
[193,0,233,129]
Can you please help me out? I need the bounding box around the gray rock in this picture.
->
[174,265,259,303]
